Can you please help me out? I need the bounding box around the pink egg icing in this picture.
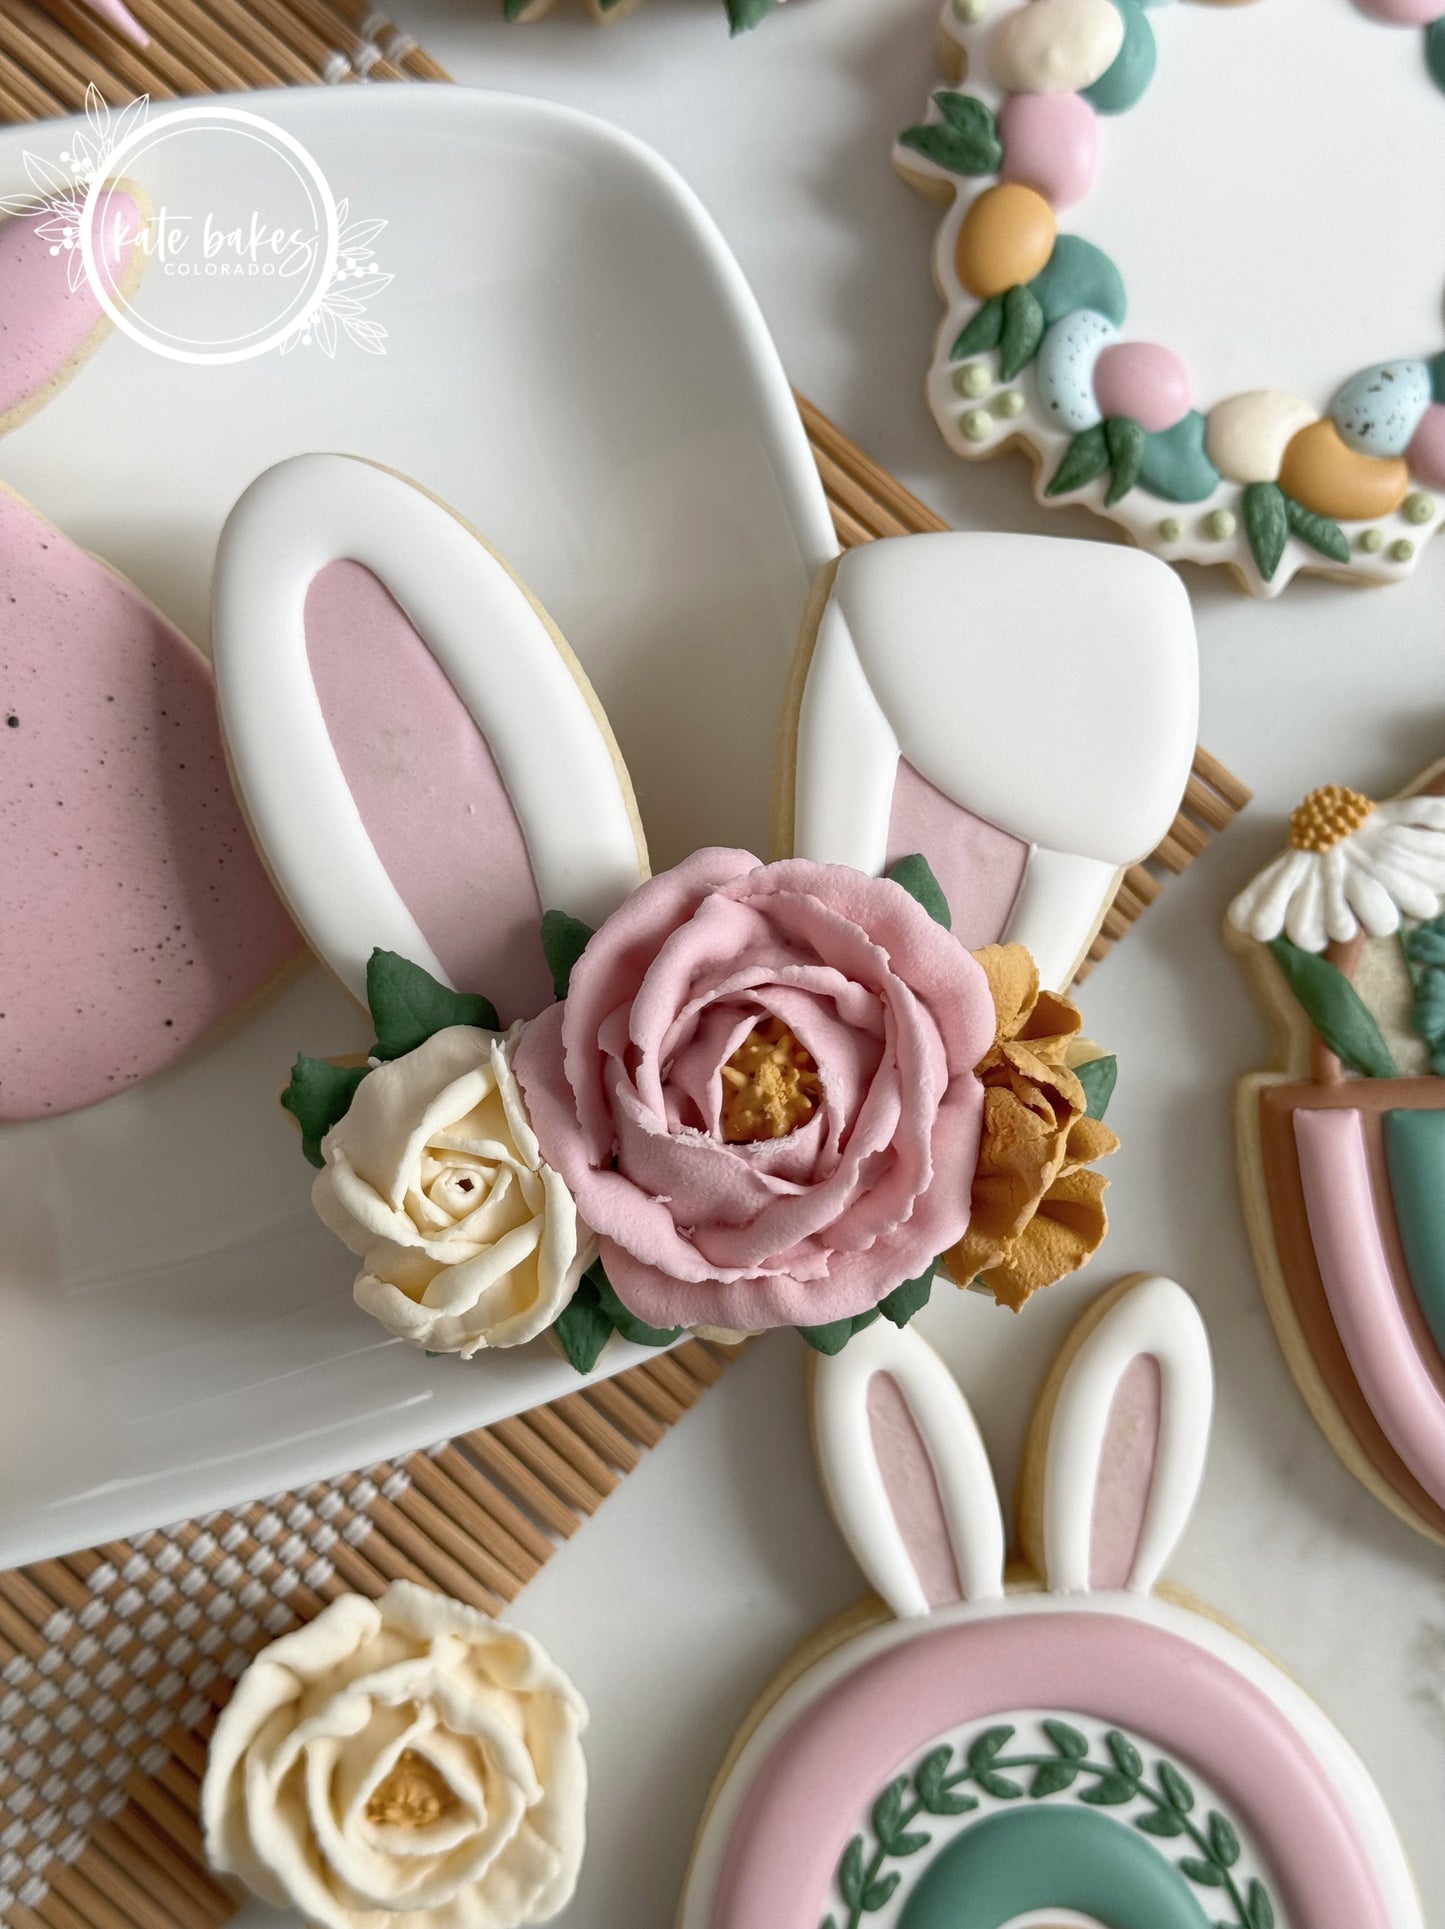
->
[1092,341,1192,434]
[0,490,302,1120]
[0,182,143,425]
[1354,0,1444,21]
[1407,402,1445,489]
[998,91,1101,210]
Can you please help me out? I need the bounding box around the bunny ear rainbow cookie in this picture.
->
[212,453,649,1025]
[777,533,1199,990]
[1229,762,1445,1544]
[679,1276,1422,1929]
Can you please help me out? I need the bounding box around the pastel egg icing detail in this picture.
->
[954,183,1057,300]
[1278,418,1411,522]
[1091,340,1191,433]
[1205,391,1317,486]
[1354,0,1444,20]
[1080,0,1158,114]
[998,91,1101,209]
[1406,403,1445,490]
[1036,309,1118,433]
[988,0,1125,94]
[1330,360,1432,458]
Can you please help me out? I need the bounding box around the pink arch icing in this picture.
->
[1294,1106,1445,1515]
[885,758,1027,951]
[707,1611,1388,1929]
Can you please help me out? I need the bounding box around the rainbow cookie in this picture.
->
[214,464,1198,1365]
[678,1275,1423,1928]
[1229,766,1445,1544]
[0,191,304,1121]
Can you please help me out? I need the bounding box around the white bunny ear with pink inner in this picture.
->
[1036,1275,1213,1596]
[812,1317,1005,1620]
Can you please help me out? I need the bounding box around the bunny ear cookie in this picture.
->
[777,533,1198,990]
[679,1276,1422,1929]
[212,454,649,1024]
[0,178,149,439]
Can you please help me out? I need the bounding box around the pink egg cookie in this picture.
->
[999,90,1101,209]
[0,488,301,1120]
[1092,340,1192,433]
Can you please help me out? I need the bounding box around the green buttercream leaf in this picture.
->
[838,1837,867,1911]
[915,1746,978,1816]
[1135,1808,1187,1837]
[1137,411,1219,503]
[1158,1760,1196,1813]
[1042,1718,1089,1760]
[999,283,1045,380]
[552,1278,614,1374]
[871,1778,907,1849]
[899,93,1002,176]
[1046,423,1110,497]
[1080,0,1157,115]
[1075,1054,1117,1121]
[1284,495,1350,564]
[281,1055,369,1168]
[1266,938,1400,1079]
[878,1261,937,1329]
[589,1261,681,1348]
[887,853,952,929]
[1106,1731,1143,1778]
[797,1309,881,1354]
[1207,1812,1241,1869]
[1079,1771,1137,1806]
[1028,235,1126,329]
[726,0,777,29]
[1028,1759,1078,1798]
[950,295,1005,361]
[863,1874,901,1912]
[540,910,595,1003]
[1104,415,1146,506]
[367,950,499,1061]
[1428,16,1445,93]
[1177,1858,1227,1888]
[1243,481,1289,582]
[1403,915,1445,1073]
[1247,1878,1276,1929]
[974,1770,1024,1800]
[967,1725,1013,1772]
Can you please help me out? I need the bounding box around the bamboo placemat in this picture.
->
[0,19,1251,1929]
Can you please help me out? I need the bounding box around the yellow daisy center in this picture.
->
[366,1748,456,1829]
[720,1018,823,1143]
[1287,784,1378,854]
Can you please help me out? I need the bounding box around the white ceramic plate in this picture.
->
[0,86,837,1567]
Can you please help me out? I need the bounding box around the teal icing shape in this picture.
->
[1081,0,1158,115]
[1137,411,1220,502]
[1028,236,1127,330]
[1428,17,1445,96]
[1383,1109,1445,1363]
[1429,348,1445,407]
[895,1806,1212,1929]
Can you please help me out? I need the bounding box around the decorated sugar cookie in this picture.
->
[898,0,1445,596]
[0,188,305,1122]
[1229,765,1445,1543]
[678,1275,1424,1928]
[498,0,781,29]
[213,477,1198,1365]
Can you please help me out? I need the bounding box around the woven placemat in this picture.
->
[0,21,1252,1929]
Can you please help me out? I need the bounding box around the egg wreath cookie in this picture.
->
[897,0,1445,597]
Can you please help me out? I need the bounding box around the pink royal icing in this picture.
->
[1405,402,1445,490]
[304,560,552,1024]
[0,490,301,1120]
[998,90,1101,211]
[1354,0,1444,21]
[1087,1354,1160,1590]
[0,184,143,428]
[1091,342,1192,436]
[884,758,1027,953]
[707,1611,1390,1929]
[867,1371,965,1611]
[1294,1106,1445,1514]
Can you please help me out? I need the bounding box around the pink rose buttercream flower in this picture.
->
[514,849,995,1332]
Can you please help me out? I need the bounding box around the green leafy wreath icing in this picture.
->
[822,1721,1275,1929]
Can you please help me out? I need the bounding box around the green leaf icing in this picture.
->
[1428,16,1445,94]
[553,1277,614,1373]
[1104,415,1146,506]
[950,296,1005,361]
[829,1717,1269,1929]
[1047,423,1110,497]
[540,910,595,1002]
[1243,482,1289,582]
[366,949,499,1061]
[1136,411,1219,503]
[1284,496,1350,565]
[887,853,952,929]
[879,1261,937,1329]
[798,1309,883,1354]
[1075,1054,1117,1121]
[1080,0,1157,115]
[281,1055,369,1168]
[588,1261,682,1348]
[1430,347,1445,407]
[1266,937,1400,1079]
[899,93,1003,177]
[1401,913,1445,1071]
[999,284,1045,381]
[1027,236,1127,330]
[726,0,778,30]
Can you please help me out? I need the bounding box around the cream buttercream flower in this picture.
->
[201,1581,587,1929]
[314,1025,593,1356]
[1229,785,1445,952]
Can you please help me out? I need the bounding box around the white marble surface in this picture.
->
[235,2,1445,1922]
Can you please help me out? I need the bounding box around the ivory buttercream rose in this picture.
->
[314,1025,592,1356]
[514,849,995,1333]
[201,1581,587,1929]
